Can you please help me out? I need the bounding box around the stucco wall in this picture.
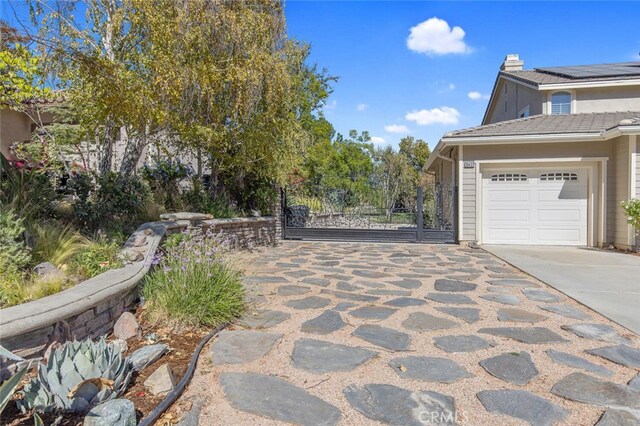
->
[459,138,633,246]
[575,86,640,114]
[1,109,31,159]
[485,79,544,124]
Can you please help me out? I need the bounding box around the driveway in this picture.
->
[483,245,640,335]
[176,241,640,425]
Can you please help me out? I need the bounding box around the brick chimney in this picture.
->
[501,54,524,71]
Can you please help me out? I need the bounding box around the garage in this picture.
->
[482,168,588,245]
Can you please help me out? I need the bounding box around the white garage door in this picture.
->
[482,168,588,245]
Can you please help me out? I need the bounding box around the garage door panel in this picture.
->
[483,168,587,246]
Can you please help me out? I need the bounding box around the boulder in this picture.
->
[33,262,66,282]
[83,399,136,426]
[113,312,140,340]
[143,363,176,396]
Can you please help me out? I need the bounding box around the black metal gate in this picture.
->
[282,184,456,243]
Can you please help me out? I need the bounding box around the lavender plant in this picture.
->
[141,230,244,329]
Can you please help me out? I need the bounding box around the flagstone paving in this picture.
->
[181,241,640,425]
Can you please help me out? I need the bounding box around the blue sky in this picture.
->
[285,1,640,149]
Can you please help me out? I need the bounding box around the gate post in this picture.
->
[416,186,424,242]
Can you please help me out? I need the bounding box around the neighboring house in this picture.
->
[0,100,56,161]
[426,55,640,249]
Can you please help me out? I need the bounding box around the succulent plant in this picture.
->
[18,338,132,413]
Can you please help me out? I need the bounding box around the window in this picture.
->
[551,91,571,114]
[491,173,528,182]
[540,172,578,181]
[519,105,530,118]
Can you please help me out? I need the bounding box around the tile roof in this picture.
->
[444,112,640,139]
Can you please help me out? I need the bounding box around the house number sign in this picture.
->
[463,161,475,169]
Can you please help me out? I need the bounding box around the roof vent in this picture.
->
[501,54,524,72]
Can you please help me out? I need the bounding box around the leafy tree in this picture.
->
[399,136,431,185]
[373,146,413,219]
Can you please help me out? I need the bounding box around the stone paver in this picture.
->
[479,351,539,385]
[179,241,640,426]
[220,373,341,425]
[344,384,455,426]
[596,409,640,426]
[291,338,377,373]
[477,389,568,425]
[390,356,472,383]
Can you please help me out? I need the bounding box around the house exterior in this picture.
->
[426,55,640,249]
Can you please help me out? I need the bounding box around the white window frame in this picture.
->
[546,90,576,115]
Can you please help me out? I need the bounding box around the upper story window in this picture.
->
[551,91,572,114]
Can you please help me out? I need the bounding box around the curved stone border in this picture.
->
[0,216,276,363]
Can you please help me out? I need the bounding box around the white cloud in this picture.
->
[384,124,410,134]
[405,107,460,126]
[468,91,490,100]
[356,103,368,111]
[407,17,471,55]
[448,83,456,91]
[370,136,386,144]
[324,100,337,110]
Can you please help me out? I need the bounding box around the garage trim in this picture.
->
[473,157,608,246]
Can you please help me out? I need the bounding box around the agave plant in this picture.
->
[18,339,132,413]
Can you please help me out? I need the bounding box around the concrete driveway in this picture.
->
[484,245,640,335]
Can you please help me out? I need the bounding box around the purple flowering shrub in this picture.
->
[141,230,244,329]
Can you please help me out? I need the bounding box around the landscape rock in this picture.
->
[211,330,282,365]
[302,277,330,287]
[352,324,410,351]
[435,307,480,323]
[383,297,427,307]
[349,306,397,320]
[387,279,422,289]
[522,288,562,303]
[33,262,66,282]
[238,309,290,329]
[497,308,548,323]
[113,312,140,340]
[551,372,640,409]
[477,389,568,426]
[291,338,377,373]
[129,344,169,371]
[479,351,538,385]
[479,327,568,344]
[561,324,631,344]
[539,304,592,320]
[479,293,520,306]
[301,311,346,334]
[434,335,492,353]
[596,409,640,425]
[143,363,175,396]
[344,384,456,426]
[320,289,379,302]
[220,372,341,425]
[546,349,612,377]
[401,312,458,332]
[488,279,538,288]
[111,339,128,354]
[277,285,311,296]
[425,293,477,305]
[333,302,357,311]
[434,279,477,292]
[629,374,640,391]
[83,399,136,426]
[389,356,472,383]
[586,344,640,368]
[284,296,331,310]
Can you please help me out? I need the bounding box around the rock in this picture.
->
[497,308,548,323]
[344,384,456,426]
[113,312,140,340]
[284,296,331,310]
[111,339,128,354]
[177,398,204,426]
[366,289,411,296]
[159,212,212,222]
[551,372,640,409]
[629,374,640,391]
[336,282,361,291]
[434,279,477,292]
[302,277,330,287]
[586,345,640,368]
[320,289,379,302]
[349,306,397,320]
[522,288,562,303]
[219,372,341,425]
[250,209,261,218]
[277,285,311,296]
[479,294,520,306]
[389,356,472,384]
[238,310,290,329]
[477,389,568,426]
[211,330,282,365]
[291,338,377,373]
[596,409,640,425]
[539,304,592,320]
[352,324,411,351]
[546,349,612,377]
[401,312,458,332]
[388,279,422,289]
[83,399,137,426]
[479,352,539,385]
[435,307,480,323]
[333,302,357,311]
[244,275,288,284]
[143,363,175,396]
[33,262,65,282]
[561,324,631,344]
[129,344,169,371]
[434,335,493,353]
[384,297,427,307]
[479,327,568,344]
[487,286,514,294]
[284,270,315,278]
[425,293,477,305]
[353,270,390,279]
[488,279,538,288]
[301,311,346,335]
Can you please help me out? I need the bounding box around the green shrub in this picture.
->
[142,233,244,329]
[141,160,192,210]
[30,222,90,268]
[0,207,31,272]
[181,179,238,218]
[621,198,640,230]
[0,167,59,221]
[0,270,67,308]
[70,237,123,279]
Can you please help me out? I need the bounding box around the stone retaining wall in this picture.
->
[0,215,275,371]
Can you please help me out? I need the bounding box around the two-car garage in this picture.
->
[481,168,589,246]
